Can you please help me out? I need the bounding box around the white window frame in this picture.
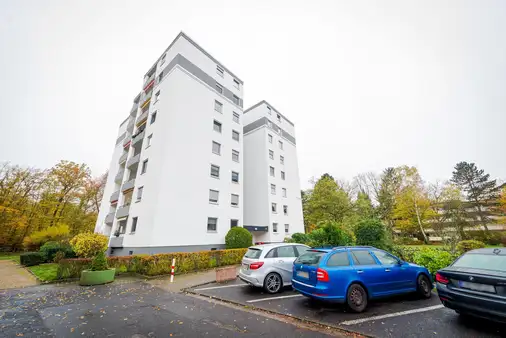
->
[232,95,240,105]
[214,100,223,113]
[209,190,219,204]
[268,134,273,143]
[137,186,143,201]
[283,205,288,215]
[232,130,240,141]
[284,224,289,233]
[216,83,223,94]
[279,140,283,150]
[213,120,222,133]
[272,202,277,213]
[231,171,239,183]
[231,194,239,207]
[210,164,220,179]
[232,150,239,162]
[146,134,152,148]
[216,65,224,77]
[131,217,138,233]
[273,223,278,233]
[271,184,276,195]
[280,155,284,165]
[281,171,285,180]
[270,166,275,177]
[267,106,272,115]
[141,159,148,174]
[207,217,218,232]
[282,188,287,197]
[233,112,240,123]
[233,79,240,89]
[212,141,221,155]
[230,219,238,228]
[269,150,274,160]
[150,111,157,124]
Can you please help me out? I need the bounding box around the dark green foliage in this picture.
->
[355,218,390,250]
[225,227,252,249]
[39,241,76,262]
[290,233,310,244]
[20,252,45,266]
[307,221,355,247]
[91,251,108,271]
[456,240,485,254]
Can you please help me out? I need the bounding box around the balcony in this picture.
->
[123,133,132,148]
[143,72,155,89]
[127,118,135,132]
[136,110,149,126]
[140,93,152,111]
[110,190,120,203]
[109,236,124,248]
[130,103,138,116]
[116,204,130,219]
[105,212,115,225]
[143,77,155,92]
[127,153,140,168]
[132,130,145,146]
[122,179,135,192]
[118,152,128,164]
[114,169,124,183]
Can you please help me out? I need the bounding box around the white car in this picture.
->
[238,243,310,293]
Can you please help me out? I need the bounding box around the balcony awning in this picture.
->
[243,225,268,232]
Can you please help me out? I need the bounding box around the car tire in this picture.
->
[346,284,368,313]
[417,275,432,299]
[263,272,282,294]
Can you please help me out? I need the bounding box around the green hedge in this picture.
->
[57,248,247,279]
[20,252,45,267]
[391,246,459,277]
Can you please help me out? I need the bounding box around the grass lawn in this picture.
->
[0,253,21,264]
[28,263,58,282]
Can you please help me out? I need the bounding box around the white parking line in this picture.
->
[340,304,444,325]
[246,294,303,303]
[195,284,247,291]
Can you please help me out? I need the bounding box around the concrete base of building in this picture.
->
[109,244,227,256]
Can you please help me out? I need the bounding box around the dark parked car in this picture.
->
[436,247,506,323]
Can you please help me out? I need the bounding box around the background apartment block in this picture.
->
[95,32,244,255]
[242,101,305,243]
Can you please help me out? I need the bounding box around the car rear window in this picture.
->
[244,248,262,259]
[453,253,506,272]
[294,250,325,266]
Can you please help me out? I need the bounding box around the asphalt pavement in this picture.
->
[0,281,339,337]
[188,278,506,338]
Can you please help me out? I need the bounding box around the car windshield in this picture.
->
[452,253,506,272]
[294,250,325,266]
[244,248,262,259]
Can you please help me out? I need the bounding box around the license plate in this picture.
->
[242,263,249,271]
[297,271,309,279]
[458,281,496,293]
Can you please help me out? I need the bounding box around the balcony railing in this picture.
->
[109,236,124,248]
[110,190,120,203]
[136,110,149,126]
[105,212,115,225]
[118,152,128,164]
[143,72,155,89]
[127,118,135,132]
[115,205,130,219]
[114,169,124,183]
[122,179,135,192]
[127,153,140,168]
[132,130,145,146]
[122,132,132,148]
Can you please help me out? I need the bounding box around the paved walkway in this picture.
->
[0,260,38,289]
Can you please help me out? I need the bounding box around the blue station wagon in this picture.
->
[292,246,432,312]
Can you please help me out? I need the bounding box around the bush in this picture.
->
[20,252,45,267]
[412,248,455,277]
[355,218,390,250]
[23,224,70,251]
[39,241,76,262]
[53,251,66,263]
[225,227,252,249]
[290,233,310,244]
[307,221,355,248]
[456,240,485,254]
[69,233,109,258]
[501,234,506,246]
[91,251,108,271]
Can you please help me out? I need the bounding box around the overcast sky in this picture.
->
[1,0,505,188]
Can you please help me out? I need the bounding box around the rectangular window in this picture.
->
[282,188,287,197]
[150,111,157,124]
[280,155,284,165]
[283,205,288,215]
[272,203,277,213]
[284,224,289,233]
[277,114,281,122]
[267,106,272,115]
[214,100,223,113]
[131,217,138,233]
[271,184,276,195]
[207,217,218,232]
[209,190,219,204]
[216,65,224,77]
[233,112,240,123]
[281,171,285,180]
[212,141,221,155]
[230,219,238,228]
[231,194,239,207]
[146,134,152,148]
[210,164,220,178]
[213,120,222,133]
[351,250,378,265]
[231,171,239,183]
[327,252,350,267]
[270,166,275,177]
[269,150,274,160]
[232,130,240,141]
[154,90,160,103]
[273,223,278,233]
[268,134,273,143]
[233,79,240,89]
[137,186,143,201]
[232,95,240,105]
[141,159,148,174]
[279,141,283,149]
[232,150,239,162]
[216,83,223,94]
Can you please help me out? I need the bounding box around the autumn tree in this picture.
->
[355,191,376,220]
[377,167,401,231]
[500,185,506,214]
[451,162,500,235]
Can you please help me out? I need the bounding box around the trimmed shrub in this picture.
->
[23,224,70,251]
[225,227,252,249]
[355,218,389,250]
[456,240,486,254]
[20,252,45,267]
[70,233,109,258]
[39,241,75,262]
[307,221,355,248]
[91,251,108,271]
[290,233,310,244]
[412,248,454,277]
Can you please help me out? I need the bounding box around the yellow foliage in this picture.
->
[69,233,108,258]
[23,224,70,250]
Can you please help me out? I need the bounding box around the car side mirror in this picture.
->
[397,260,405,266]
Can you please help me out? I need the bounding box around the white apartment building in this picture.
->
[95,32,244,255]
[242,101,305,243]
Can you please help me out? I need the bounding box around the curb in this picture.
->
[184,288,374,338]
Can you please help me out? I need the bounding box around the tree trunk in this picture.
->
[475,204,490,234]
[414,199,429,244]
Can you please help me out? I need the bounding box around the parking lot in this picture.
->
[188,278,506,337]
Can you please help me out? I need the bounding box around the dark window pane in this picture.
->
[277,246,296,258]
[453,253,506,272]
[294,250,325,266]
[244,248,262,259]
[373,250,399,265]
[327,252,350,267]
[265,248,277,258]
[351,250,377,265]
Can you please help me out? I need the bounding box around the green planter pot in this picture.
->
[79,268,116,286]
